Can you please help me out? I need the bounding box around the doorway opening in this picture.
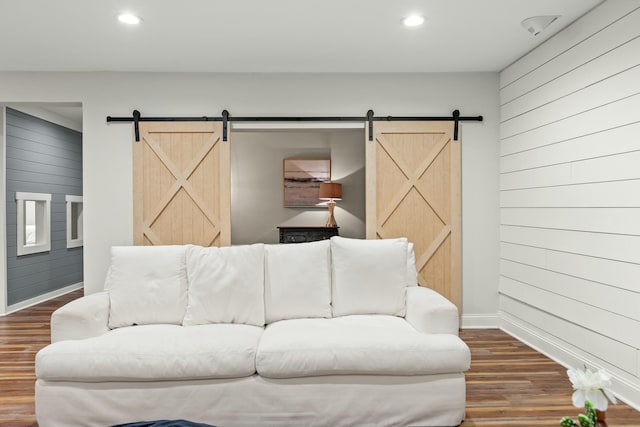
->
[231,125,366,245]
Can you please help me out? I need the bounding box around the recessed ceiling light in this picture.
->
[117,13,142,25]
[403,15,425,27]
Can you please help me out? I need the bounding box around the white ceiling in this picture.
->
[0,0,603,73]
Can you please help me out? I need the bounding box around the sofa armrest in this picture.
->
[50,291,110,343]
[405,287,459,335]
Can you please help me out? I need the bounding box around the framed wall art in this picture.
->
[283,158,331,207]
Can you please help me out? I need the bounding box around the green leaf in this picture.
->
[560,417,579,427]
[578,413,594,427]
[584,400,597,425]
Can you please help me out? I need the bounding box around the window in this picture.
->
[16,192,51,256]
[66,195,83,248]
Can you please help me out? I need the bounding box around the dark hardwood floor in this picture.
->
[0,290,638,426]
[460,329,639,426]
[0,290,79,427]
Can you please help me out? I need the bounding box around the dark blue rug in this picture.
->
[112,421,216,427]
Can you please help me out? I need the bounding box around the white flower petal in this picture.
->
[585,389,608,411]
[572,389,586,408]
[568,368,586,388]
[597,369,612,381]
[594,369,612,389]
[567,367,616,409]
[567,368,580,385]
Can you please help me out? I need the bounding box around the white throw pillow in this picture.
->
[330,236,408,317]
[264,240,332,323]
[105,245,188,328]
[183,244,265,326]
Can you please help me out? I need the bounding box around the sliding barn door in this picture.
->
[133,122,230,247]
[366,122,461,311]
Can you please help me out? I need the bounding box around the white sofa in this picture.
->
[35,237,471,427]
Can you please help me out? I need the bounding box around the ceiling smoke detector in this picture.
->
[521,15,559,36]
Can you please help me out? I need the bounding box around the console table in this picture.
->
[277,226,339,244]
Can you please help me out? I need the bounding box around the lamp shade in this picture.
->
[319,182,342,200]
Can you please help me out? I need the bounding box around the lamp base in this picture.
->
[325,200,338,227]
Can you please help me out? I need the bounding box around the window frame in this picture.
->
[16,192,52,256]
[65,195,83,249]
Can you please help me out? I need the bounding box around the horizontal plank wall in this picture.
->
[0,107,6,313]
[499,0,640,409]
[5,108,83,307]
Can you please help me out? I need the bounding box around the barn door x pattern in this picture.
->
[134,122,229,247]
[368,122,460,309]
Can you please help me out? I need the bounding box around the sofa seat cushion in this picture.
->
[36,324,263,382]
[255,315,470,379]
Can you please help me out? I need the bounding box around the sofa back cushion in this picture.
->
[264,240,332,323]
[183,244,265,326]
[105,245,188,328]
[331,236,409,317]
[407,242,418,287]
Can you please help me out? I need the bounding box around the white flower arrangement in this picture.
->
[567,367,617,411]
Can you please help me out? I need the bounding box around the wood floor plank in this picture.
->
[460,329,640,426]
[0,290,78,427]
[0,291,638,426]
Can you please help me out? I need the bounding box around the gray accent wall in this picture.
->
[5,108,82,306]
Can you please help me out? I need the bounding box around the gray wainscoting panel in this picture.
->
[5,108,83,305]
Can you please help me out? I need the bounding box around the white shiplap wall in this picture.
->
[499,0,640,409]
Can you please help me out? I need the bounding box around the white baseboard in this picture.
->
[500,312,640,411]
[2,282,83,316]
[461,314,499,329]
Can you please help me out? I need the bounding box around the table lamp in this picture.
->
[319,182,342,227]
